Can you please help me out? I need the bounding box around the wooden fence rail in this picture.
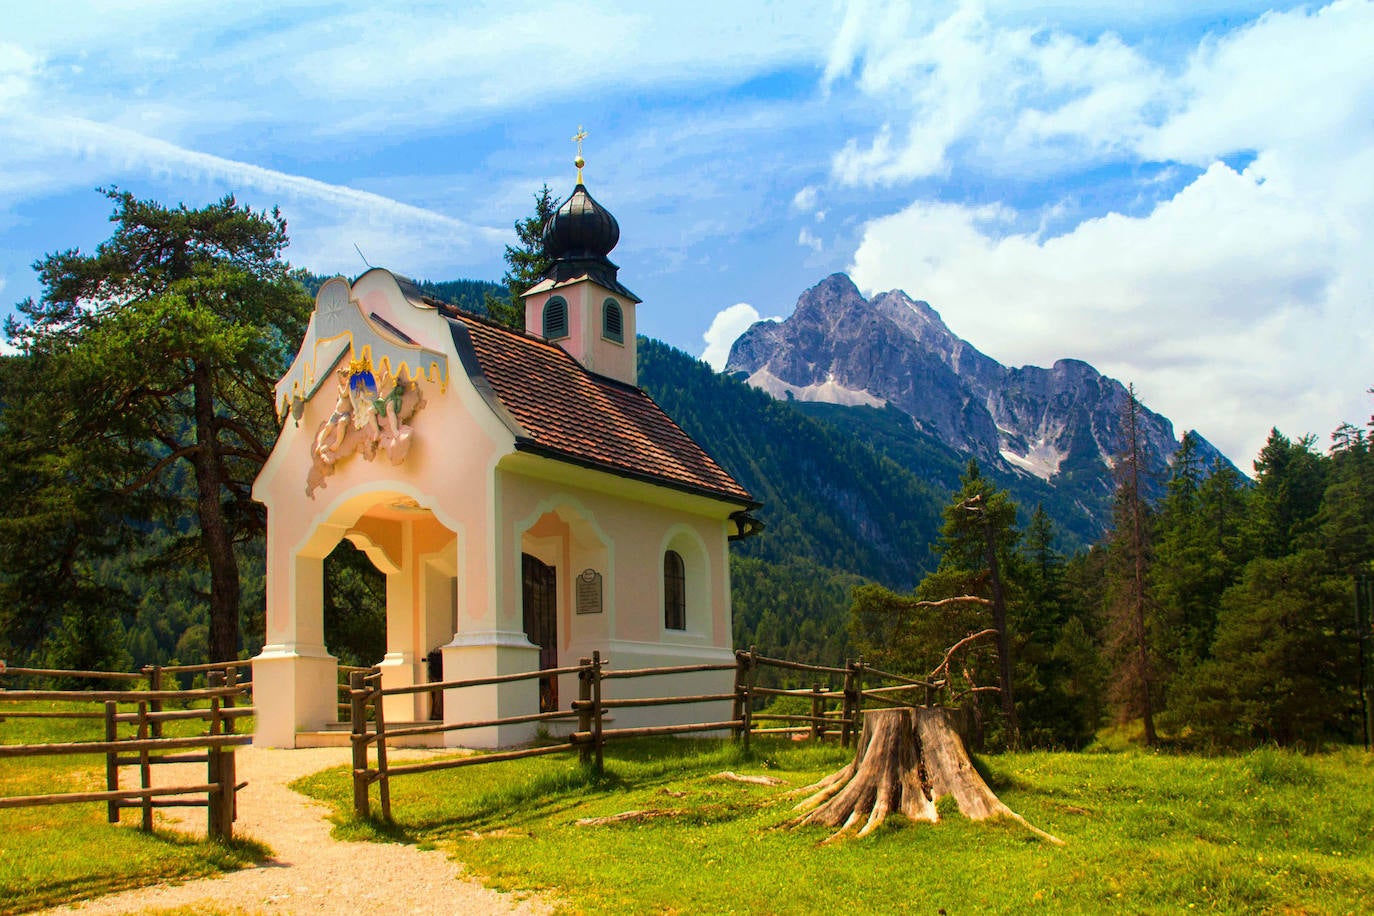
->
[0,663,252,839]
[346,645,973,820]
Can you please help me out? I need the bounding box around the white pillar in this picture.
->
[441,633,540,748]
[253,552,337,746]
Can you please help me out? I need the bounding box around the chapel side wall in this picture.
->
[496,469,736,731]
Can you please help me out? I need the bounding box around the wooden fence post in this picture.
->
[577,657,593,766]
[222,667,238,823]
[142,665,163,739]
[741,646,757,752]
[372,678,391,822]
[136,701,153,831]
[591,650,604,776]
[840,660,855,747]
[850,658,865,748]
[811,684,824,741]
[349,671,369,819]
[104,700,119,823]
[732,650,748,740]
[207,672,234,840]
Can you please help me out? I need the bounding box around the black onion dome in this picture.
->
[542,184,620,260]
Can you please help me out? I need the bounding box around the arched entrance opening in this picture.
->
[517,500,611,716]
[323,539,385,669]
[268,486,460,739]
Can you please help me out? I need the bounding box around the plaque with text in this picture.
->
[576,568,603,615]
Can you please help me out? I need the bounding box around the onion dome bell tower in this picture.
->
[522,128,642,386]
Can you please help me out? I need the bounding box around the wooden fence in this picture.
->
[0,662,254,840]
[347,645,973,819]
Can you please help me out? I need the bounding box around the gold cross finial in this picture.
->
[572,126,588,184]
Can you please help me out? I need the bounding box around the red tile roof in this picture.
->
[447,312,755,506]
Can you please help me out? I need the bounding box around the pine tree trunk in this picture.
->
[192,361,240,664]
[788,707,1062,844]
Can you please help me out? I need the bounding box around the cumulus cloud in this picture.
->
[798,227,823,253]
[850,153,1371,465]
[701,303,779,370]
[838,0,1374,464]
[828,2,1167,184]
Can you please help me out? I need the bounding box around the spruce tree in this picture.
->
[923,459,1021,744]
[484,184,559,328]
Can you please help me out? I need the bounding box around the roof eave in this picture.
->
[512,439,760,510]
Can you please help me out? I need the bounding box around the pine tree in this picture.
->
[2,188,310,663]
[1015,504,1100,747]
[1176,549,1357,747]
[1105,383,1160,745]
[1247,428,1328,559]
[1153,433,1233,671]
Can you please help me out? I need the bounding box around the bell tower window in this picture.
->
[542,297,569,340]
[602,298,624,344]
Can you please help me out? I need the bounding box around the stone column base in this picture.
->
[251,643,338,747]
[441,631,541,748]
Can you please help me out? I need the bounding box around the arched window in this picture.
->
[663,550,686,630]
[542,297,568,339]
[602,298,624,343]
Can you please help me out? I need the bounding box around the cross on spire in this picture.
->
[572,126,588,183]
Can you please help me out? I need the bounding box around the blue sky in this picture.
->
[1,1,1370,466]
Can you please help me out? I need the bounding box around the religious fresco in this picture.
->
[306,352,426,497]
[271,276,448,498]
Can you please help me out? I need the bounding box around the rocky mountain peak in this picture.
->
[725,273,1229,485]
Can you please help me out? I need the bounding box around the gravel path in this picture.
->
[41,746,553,916]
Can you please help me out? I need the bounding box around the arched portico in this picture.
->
[254,482,461,745]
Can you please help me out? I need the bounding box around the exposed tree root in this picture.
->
[575,808,682,826]
[714,771,786,786]
[788,707,1063,845]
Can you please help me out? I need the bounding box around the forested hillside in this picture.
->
[639,338,947,588]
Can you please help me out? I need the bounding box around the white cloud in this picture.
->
[798,227,823,253]
[0,113,507,275]
[849,154,1372,465]
[792,185,819,213]
[0,42,40,106]
[6,2,839,142]
[701,303,779,370]
[828,2,1170,184]
[835,1,1374,464]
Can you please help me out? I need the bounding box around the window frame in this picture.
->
[602,298,624,344]
[663,549,686,631]
[542,296,569,340]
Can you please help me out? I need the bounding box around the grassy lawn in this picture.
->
[0,702,266,915]
[295,737,1374,915]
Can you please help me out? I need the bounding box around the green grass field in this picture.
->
[0,702,266,915]
[295,737,1374,915]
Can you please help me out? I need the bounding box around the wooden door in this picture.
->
[521,553,559,711]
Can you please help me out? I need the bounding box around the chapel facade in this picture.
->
[251,160,760,748]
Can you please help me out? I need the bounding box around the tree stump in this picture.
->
[788,707,1063,844]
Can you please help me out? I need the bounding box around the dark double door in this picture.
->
[521,553,559,712]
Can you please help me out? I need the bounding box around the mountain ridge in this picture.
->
[726,272,1232,496]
